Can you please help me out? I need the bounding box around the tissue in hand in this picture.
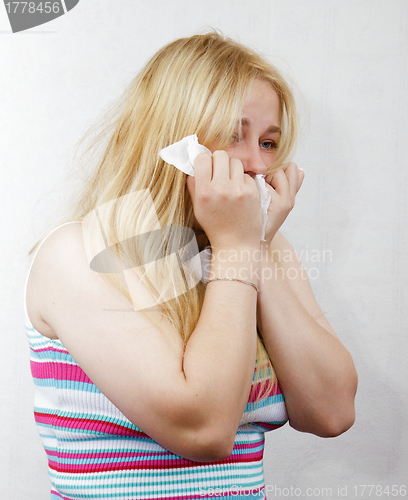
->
[159,134,271,241]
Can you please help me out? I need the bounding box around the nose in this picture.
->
[240,144,268,177]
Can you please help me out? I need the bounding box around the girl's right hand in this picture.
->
[186,151,262,249]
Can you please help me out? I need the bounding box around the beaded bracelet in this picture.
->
[206,277,259,293]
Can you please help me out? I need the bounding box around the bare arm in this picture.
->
[252,163,357,436]
[257,231,358,437]
[31,152,264,462]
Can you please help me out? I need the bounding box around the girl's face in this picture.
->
[223,78,281,177]
[193,78,282,238]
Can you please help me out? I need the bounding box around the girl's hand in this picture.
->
[263,162,304,244]
[186,151,263,249]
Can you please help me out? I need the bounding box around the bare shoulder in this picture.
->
[27,223,99,327]
[27,222,177,343]
[25,222,208,453]
[27,221,83,282]
[33,222,125,314]
[26,222,85,338]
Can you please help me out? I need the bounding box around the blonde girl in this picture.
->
[25,32,357,500]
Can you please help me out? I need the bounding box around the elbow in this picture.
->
[187,426,236,462]
[150,405,237,461]
[138,393,238,462]
[289,408,355,438]
[310,401,356,438]
[288,393,357,438]
[317,407,356,438]
[309,364,358,438]
[320,369,358,437]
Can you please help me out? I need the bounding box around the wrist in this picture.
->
[209,247,261,287]
[255,241,283,291]
[210,241,261,253]
[206,277,259,293]
[259,241,275,262]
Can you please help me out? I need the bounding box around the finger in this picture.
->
[194,153,213,185]
[267,167,290,198]
[297,169,305,193]
[211,150,231,181]
[229,157,245,182]
[282,162,299,199]
[264,166,281,187]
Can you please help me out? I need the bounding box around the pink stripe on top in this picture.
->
[25,222,288,500]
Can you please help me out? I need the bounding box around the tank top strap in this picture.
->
[23,221,82,328]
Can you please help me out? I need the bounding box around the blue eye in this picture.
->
[260,141,277,150]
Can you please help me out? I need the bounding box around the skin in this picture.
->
[26,79,357,464]
[189,79,357,436]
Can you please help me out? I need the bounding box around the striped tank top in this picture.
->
[24,222,288,500]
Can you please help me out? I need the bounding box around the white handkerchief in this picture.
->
[159,134,271,241]
[159,135,212,176]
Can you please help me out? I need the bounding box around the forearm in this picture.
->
[257,245,357,436]
[105,246,260,462]
[182,246,259,430]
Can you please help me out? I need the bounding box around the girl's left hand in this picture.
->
[263,162,304,244]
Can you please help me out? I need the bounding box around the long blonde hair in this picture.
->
[29,31,299,403]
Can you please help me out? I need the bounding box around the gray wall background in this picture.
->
[1,1,407,498]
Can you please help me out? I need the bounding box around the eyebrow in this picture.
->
[240,118,281,134]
